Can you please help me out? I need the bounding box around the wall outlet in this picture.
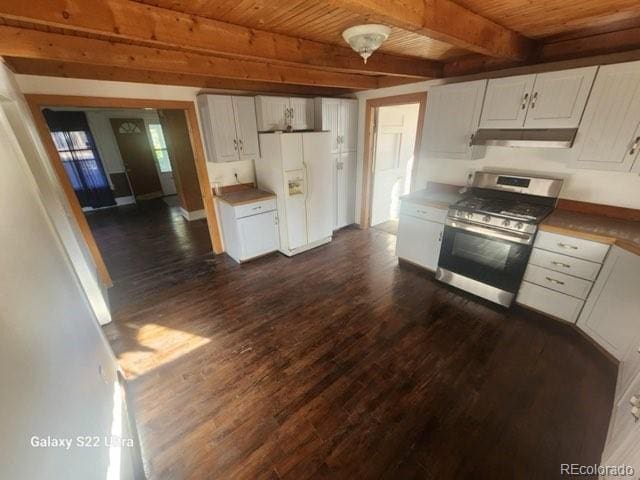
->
[465,169,475,186]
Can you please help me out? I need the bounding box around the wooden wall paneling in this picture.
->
[0,0,441,78]
[360,92,427,229]
[0,26,378,90]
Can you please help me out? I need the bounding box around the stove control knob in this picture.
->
[466,212,474,220]
[502,219,511,228]
[482,215,491,223]
[515,222,524,230]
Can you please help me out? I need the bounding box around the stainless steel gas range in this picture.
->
[436,172,563,307]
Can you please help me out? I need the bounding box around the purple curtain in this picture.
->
[43,109,116,209]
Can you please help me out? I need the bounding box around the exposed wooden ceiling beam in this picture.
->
[0,26,378,89]
[321,0,534,60]
[5,57,355,96]
[0,0,442,78]
[443,27,640,77]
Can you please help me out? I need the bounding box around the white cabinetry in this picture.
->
[479,66,597,129]
[571,60,640,172]
[423,80,487,160]
[218,197,279,263]
[516,230,608,323]
[577,246,640,360]
[255,96,314,131]
[315,98,358,229]
[197,94,259,163]
[396,199,446,271]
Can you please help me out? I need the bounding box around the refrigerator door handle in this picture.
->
[302,161,310,201]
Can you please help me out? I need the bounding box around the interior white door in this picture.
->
[207,95,239,162]
[302,132,333,243]
[423,80,487,159]
[371,104,419,227]
[523,66,597,128]
[238,211,279,260]
[340,99,358,152]
[232,96,260,161]
[322,99,340,154]
[571,61,640,171]
[256,96,289,131]
[284,169,307,250]
[479,74,536,128]
[290,97,314,130]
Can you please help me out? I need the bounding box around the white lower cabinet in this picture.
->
[218,197,280,263]
[396,202,445,271]
[516,281,585,323]
[577,246,640,361]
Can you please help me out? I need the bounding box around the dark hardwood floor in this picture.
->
[95,201,617,480]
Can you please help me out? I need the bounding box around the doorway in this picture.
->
[370,103,420,233]
[26,95,223,289]
[360,92,427,232]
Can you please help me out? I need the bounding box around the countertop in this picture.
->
[215,188,276,206]
[541,209,640,256]
[400,188,464,210]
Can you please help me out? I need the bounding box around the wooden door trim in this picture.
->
[25,94,223,289]
[360,92,427,229]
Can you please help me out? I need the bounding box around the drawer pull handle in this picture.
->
[545,276,565,286]
[557,242,578,250]
[252,206,262,210]
[551,261,571,268]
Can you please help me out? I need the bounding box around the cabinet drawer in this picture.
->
[234,198,277,219]
[523,264,593,300]
[516,281,584,323]
[534,230,609,263]
[399,201,447,223]
[528,248,602,281]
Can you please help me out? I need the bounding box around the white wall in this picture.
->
[16,74,257,188]
[0,70,135,479]
[355,62,640,222]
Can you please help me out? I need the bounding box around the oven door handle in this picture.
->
[445,218,534,245]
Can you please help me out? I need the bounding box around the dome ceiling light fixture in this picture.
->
[342,24,391,64]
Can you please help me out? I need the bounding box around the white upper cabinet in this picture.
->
[315,97,358,153]
[289,97,315,130]
[232,96,260,162]
[255,96,290,131]
[479,66,597,129]
[423,79,487,160]
[197,94,259,163]
[255,96,314,132]
[480,74,535,129]
[571,61,640,172]
[523,66,597,128]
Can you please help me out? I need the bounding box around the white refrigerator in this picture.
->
[256,132,333,256]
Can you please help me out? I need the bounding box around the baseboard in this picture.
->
[136,191,163,200]
[180,208,206,221]
[115,195,135,206]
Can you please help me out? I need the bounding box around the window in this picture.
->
[50,130,107,190]
[148,124,172,172]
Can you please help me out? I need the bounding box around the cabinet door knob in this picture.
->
[521,93,529,110]
[530,91,538,109]
[233,139,238,150]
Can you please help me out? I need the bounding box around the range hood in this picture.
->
[470,128,578,149]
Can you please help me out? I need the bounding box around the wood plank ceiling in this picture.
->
[0,0,639,95]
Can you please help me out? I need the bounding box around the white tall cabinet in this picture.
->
[315,98,358,229]
[571,60,640,172]
[479,66,597,129]
[255,96,315,131]
[422,80,487,160]
[197,94,260,163]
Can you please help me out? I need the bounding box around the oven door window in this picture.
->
[438,226,531,293]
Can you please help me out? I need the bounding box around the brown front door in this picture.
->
[110,118,161,198]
